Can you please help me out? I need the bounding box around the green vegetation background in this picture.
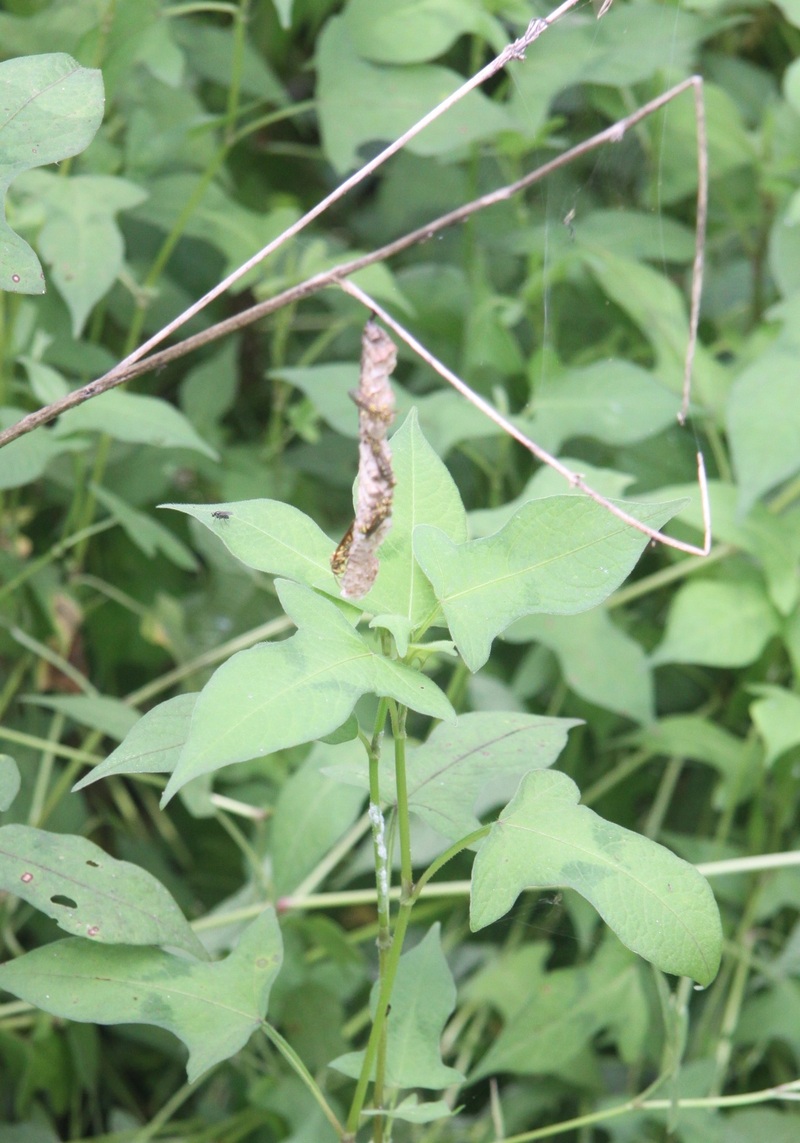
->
[1,0,800,1140]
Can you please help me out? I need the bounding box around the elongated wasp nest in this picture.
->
[331,318,397,599]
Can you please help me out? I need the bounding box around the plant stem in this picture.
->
[347,700,419,1139]
[346,897,414,1137]
[0,518,117,604]
[261,1022,345,1139]
[389,702,413,897]
[500,1078,800,1142]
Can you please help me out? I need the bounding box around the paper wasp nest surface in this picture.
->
[331,319,397,600]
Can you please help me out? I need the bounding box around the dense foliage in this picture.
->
[1,0,800,1140]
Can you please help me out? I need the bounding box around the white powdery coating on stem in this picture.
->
[369,800,389,903]
[338,319,397,599]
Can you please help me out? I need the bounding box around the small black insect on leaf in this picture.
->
[212,510,231,521]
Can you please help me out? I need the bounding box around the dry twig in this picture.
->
[0,2,711,559]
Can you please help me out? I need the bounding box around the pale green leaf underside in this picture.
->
[728,343,800,516]
[750,687,800,767]
[519,359,679,454]
[0,824,205,958]
[0,910,282,1082]
[317,17,510,173]
[470,770,722,985]
[332,925,463,1088]
[359,409,468,625]
[73,693,197,791]
[362,1098,454,1123]
[21,693,139,741]
[414,495,685,671]
[345,0,504,65]
[0,53,103,293]
[163,580,453,801]
[402,711,581,842]
[271,741,367,897]
[162,499,339,593]
[15,170,146,334]
[0,406,70,490]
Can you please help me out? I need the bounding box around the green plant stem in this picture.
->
[363,699,392,1141]
[643,755,684,839]
[261,1022,345,1139]
[123,149,227,354]
[344,822,491,1136]
[0,656,29,722]
[286,810,372,901]
[444,658,469,712]
[413,830,489,899]
[215,809,270,894]
[27,713,64,827]
[73,437,113,567]
[130,1077,201,1143]
[365,701,391,949]
[710,926,754,1096]
[279,881,474,912]
[0,618,96,695]
[347,700,419,1140]
[606,543,733,609]
[500,1078,800,1142]
[224,0,249,148]
[164,1,239,14]
[704,422,733,484]
[123,0,250,353]
[346,897,414,1137]
[767,472,800,514]
[0,727,98,767]
[389,702,413,897]
[0,518,116,604]
[39,745,101,827]
[581,748,651,805]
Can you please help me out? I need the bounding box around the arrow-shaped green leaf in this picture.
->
[402,711,581,842]
[414,495,685,671]
[161,498,339,594]
[163,579,453,801]
[470,770,721,985]
[72,693,198,791]
[360,409,468,626]
[332,924,462,1088]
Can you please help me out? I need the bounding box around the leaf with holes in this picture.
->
[0,909,282,1082]
[0,825,206,958]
